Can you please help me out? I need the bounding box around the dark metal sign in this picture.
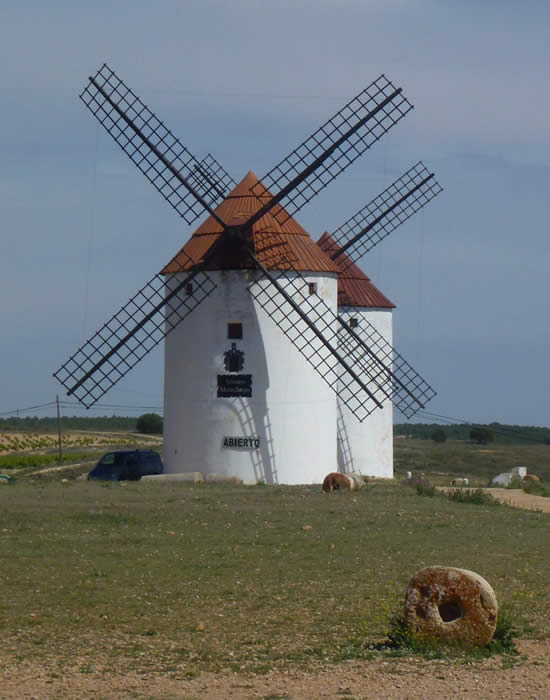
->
[217,374,252,397]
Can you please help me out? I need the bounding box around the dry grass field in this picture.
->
[394,438,550,486]
[0,430,161,455]
[0,430,162,476]
[1,435,549,697]
[1,480,549,664]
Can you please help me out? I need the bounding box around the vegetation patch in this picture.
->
[395,421,550,446]
[521,480,550,498]
[376,605,518,660]
[446,488,501,506]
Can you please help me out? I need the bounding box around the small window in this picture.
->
[185,283,193,295]
[99,453,115,466]
[227,322,243,339]
[308,282,317,296]
[349,318,358,329]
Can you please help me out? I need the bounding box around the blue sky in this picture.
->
[1,0,549,425]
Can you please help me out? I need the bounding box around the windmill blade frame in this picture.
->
[56,67,427,415]
[322,161,443,268]
[247,253,403,422]
[80,64,236,225]
[250,74,413,224]
[247,242,435,420]
[336,309,437,418]
[54,260,217,408]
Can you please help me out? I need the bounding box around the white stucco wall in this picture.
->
[163,269,338,484]
[336,307,394,478]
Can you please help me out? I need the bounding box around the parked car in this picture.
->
[87,450,163,481]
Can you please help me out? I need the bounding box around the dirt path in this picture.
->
[1,640,549,699]
[484,488,550,513]
[439,487,550,514]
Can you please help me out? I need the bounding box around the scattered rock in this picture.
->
[205,474,243,484]
[405,566,498,647]
[491,471,515,487]
[492,465,531,487]
[142,472,203,483]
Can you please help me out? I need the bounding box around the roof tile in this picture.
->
[317,232,395,309]
[163,171,339,275]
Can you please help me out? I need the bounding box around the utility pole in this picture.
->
[56,395,63,465]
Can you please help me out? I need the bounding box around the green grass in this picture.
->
[353,605,520,662]
[446,488,502,506]
[0,452,99,470]
[0,479,548,676]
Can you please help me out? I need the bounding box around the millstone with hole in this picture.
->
[405,566,498,646]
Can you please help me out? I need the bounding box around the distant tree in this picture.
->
[431,428,447,443]
[470,427,495,445]
[136,413,163,435]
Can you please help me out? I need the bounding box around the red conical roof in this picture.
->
[317,232,395,309]
[163,171,339,275]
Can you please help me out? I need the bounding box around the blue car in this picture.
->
[87,450,163,481]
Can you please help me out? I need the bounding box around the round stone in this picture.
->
[405,566,498,647]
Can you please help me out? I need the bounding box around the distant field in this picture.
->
[0,431,161,455]
[394,438,550,486]
[0,430,162,477]
[0,479,548,678]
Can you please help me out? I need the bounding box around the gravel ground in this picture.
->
[1,640,549,699]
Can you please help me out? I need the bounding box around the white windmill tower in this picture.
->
[54,65,441,484]
[317,162,443,479]
[319,234,395,477]
[161,171,340,484]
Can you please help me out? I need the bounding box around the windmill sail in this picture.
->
[250,74,413,224]
[80,64,236,224]
[317,233,436,417]
[249,252,435,420]
[54,266,216,408]
[320,162,443,269]
[56,67,433,421]
[248,257,395,422]
[337,312,436,418]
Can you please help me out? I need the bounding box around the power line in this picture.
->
[60,401,163,411]
[0,400,162,418]
[0,401,57,417]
